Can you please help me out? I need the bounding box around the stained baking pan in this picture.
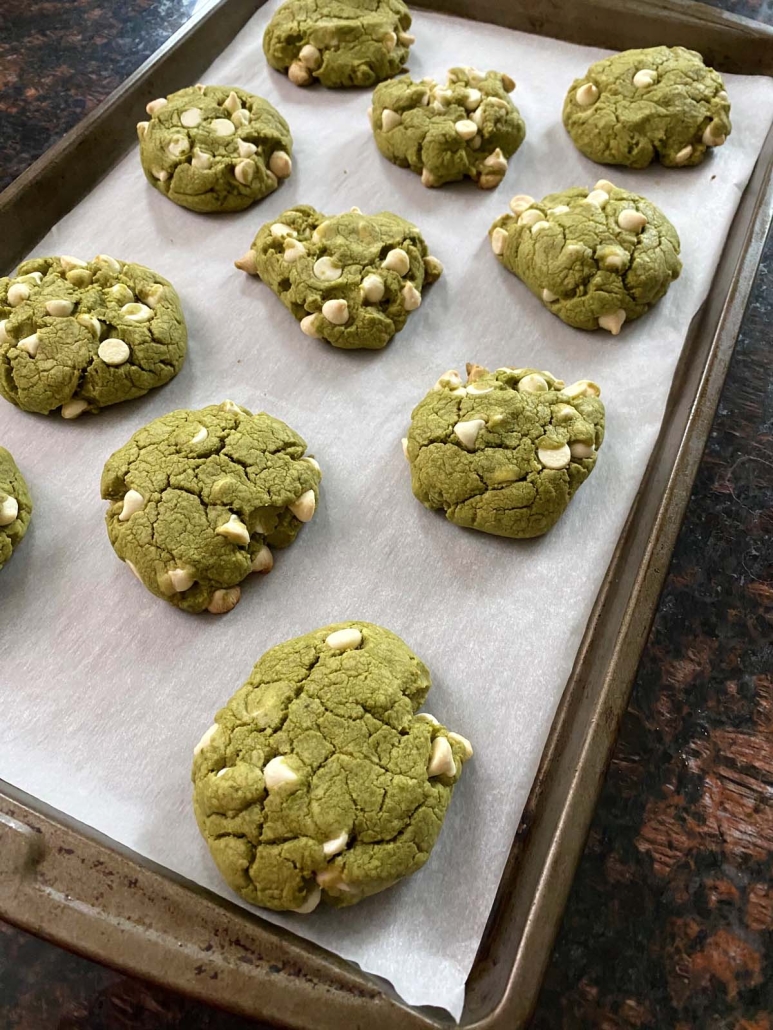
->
[1,0,772,1027]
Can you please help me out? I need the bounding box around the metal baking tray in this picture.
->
[1,0,771,1026]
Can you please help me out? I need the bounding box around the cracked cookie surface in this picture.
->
[137,85,293,213]
[404,365,605,539]
[263,0,413,88]
[101,401,322,615]
[0,447,32,572]
[489,182,681,334]
[371,65,524,188]
[192,621,472,912]
[0,255,186,417]
[236,204,442,350]
[563,46,731,169]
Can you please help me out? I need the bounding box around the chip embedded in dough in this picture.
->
[0,447,32,572]
[192,621,472,911]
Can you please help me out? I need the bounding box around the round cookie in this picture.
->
[263,0,414,89]
[137,85,293,213]
[101,401,321,615]
[0,255,186,418]
[489,182,681,334]
[371,66,525,189]
[0,447,32,572]
[192,621,472,912]
[404,365,605,539]
[235,204,442,350]
[563,46,731,169]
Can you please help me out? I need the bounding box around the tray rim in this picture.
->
[1,0,772,1026]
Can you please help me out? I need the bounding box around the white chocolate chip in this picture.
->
[423,255,443,282]
[237,139,257,159]
[303,456,321,472]
[454,418,485,449]
[251,545,273,574]
[191,147,212,170]
[193,83,206,93]
[231,108,250,128]
[594,178,616,193]
[269,150,292,178]
[321,299,348,325]
[398,31,415,45]
[120,302,154,323]
[674,144,694,166]
[288,60,312,86]
[576,82,599,106]
[322,832,349,858]
[300,314,322,338]
[125,559,142,582]
[435,370,462,391]
[216,514,250,546]
[136,121,149,139]
[190,426,207,445]
[234,250,258,274]
[518,373,549,393]
[633,68,657,88]
[537,443,571,470]
[211,118,235,137]
[289,489,316,522]
[703,122,726,147]
[61,398,88,419]
[381,108,402,132]
[350,206,362,214]
[464,88,482,110]
[167,134,189,157]
[483,148,507,174]
[570,441,595,459]
[294,887,321,914]
[98,337,130,366]
[313,257,342,282]
[447,732,473,758]
[0,495,18,527]
[518,208,543,227]
[76,313,101,337]
[416,713,439,725]
[222,90,241,115]
[382,248,410,275]
[585,188,609,208]
[553,403,577,422]
[563,379,601,399]
[470,135,482,151]
[421,167,439,188]
[141,284,164,309]
[234,159,255,185]
[146,97,168,116]
[547,205,569,217]
[18,271,42,284]
[598,308,626,335]
[0,320,10,344]
[531,220,551,235]
[542,288,558,303]
[502,72,515,92]
[509,194,535,216]
[207,586,241,614]
[428,737,456,778]
[270,222,297,239]
[66,268,92,288]
[151,167,168,181]
[402,283,421,311]
[361,273,385,303]
[264,755,299,790]
[180,107,202,127]
[366,105,373,125]
[7,283,30,307]
[617,209,647,232]
[454,119,478,141]
[325,627,363,651]
[491,228,508,255]
[283,238,306,263]
[401,437,409,459]
[467,383,493,395]
[299,43,322,69]
[94,254,121,273]
[193,723,218,756]
[118,489,145,521]
[168,568,195,592]
[18,333,40,357]
[383,30,397,51]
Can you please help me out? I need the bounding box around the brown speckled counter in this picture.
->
[1,1,772,1027]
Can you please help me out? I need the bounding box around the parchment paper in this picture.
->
[1,2,772,1018]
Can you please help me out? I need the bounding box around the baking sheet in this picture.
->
[1,2,772,1019]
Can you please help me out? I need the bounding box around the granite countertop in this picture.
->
[1,1,772,1027]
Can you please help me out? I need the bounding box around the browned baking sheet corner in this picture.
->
[1,1,772,1028]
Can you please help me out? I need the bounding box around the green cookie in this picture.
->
[192,621,472,912]
[0,447,32,572]
[137,85,293,213]
[563,46,731,168]
[236,204,442,350]
[263,0,413,89]
[101,401,322,615]
[0,255,186,418]
[371,66,525,188]
[489,182,681,334]
[405,364,605,539]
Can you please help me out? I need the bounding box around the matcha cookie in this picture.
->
[404,364,604,538]
[371,66,524,189]
[101,401,321,614]
[137,85,293,213]
[0,255,186,418]
[489,181,681,334]
[192,621,472,911]
[235,204,442,350]
[563,46,731,168]
[0,448,32,572]
[263,0,413,89]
